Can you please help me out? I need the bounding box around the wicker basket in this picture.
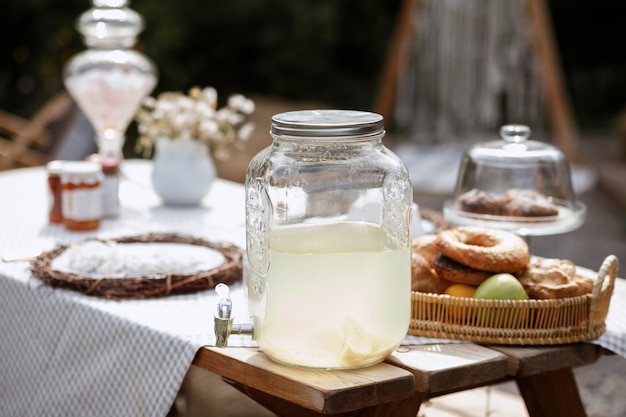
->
[409,255,619,344]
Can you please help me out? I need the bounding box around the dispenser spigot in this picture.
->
[214,283,254,347]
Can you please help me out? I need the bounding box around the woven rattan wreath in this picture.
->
[30,233,243,300]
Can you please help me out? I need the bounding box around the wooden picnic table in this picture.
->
[193,341,605,416]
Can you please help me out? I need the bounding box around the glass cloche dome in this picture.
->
[443,124,586,236]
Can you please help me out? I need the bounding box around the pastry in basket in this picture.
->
[411,234,439,265]
[457,188,559,217]
[411,234,444,293]
[411,251,439,293]
[435,226,530,274]
[516,257,594,299]
[432,253,491,286]
[411,226,530,292]
[409,224,618,343]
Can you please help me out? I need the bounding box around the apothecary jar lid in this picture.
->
[78,0,144,47]
[443,124,586,235]
[270,110,384,140]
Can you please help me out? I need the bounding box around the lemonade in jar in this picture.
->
[245,110,412,369]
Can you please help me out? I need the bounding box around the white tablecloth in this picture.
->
[1,160,625,417]
[0,160,254,417]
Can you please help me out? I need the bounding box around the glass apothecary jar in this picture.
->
[245,110,413,369]
[63,0,157,158]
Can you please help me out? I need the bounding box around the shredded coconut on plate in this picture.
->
[50,240,226,279]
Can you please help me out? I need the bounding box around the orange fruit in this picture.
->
[445,284,477,321]
[445,284,477,298]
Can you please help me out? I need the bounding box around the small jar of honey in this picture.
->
[46,160,66,224]
[61,161,104,231]
[86,153,120,217]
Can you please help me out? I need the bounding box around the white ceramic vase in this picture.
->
[151,136,216,205]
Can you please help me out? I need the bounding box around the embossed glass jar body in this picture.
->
[245,110,412,369]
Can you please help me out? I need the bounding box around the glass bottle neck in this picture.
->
[83,40,137,50]
[78,0,144,49]
[272,135,383,157]
[97,129,124,158]
[273,135,384,147]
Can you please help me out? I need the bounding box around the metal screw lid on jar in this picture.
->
[270,110,384,140]
[46,160,66,176]
[61,161,103,184]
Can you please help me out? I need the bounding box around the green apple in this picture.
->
[473,273,529,327]
[473,273,529,301]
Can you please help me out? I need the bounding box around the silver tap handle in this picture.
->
[214,283,234,347]
[213,283,255,347]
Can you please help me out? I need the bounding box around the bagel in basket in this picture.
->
[435,226,530,273]
[411,226,595,301]
[411,226,532,291]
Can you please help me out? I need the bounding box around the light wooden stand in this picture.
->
[375,0,580,162]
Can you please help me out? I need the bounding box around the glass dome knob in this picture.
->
[500,124,531,143]
[93,0,129,7]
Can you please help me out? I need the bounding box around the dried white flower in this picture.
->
[134,86,255,160]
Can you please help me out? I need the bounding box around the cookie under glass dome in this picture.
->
[443,124,586,236]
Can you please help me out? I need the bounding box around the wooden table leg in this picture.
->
[516,367,586,417]
[225,379,424,417]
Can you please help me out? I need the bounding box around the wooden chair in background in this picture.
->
[0,91,75,171]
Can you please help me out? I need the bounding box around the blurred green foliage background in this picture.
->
[1,0,625,131]
[1,0,399,115]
